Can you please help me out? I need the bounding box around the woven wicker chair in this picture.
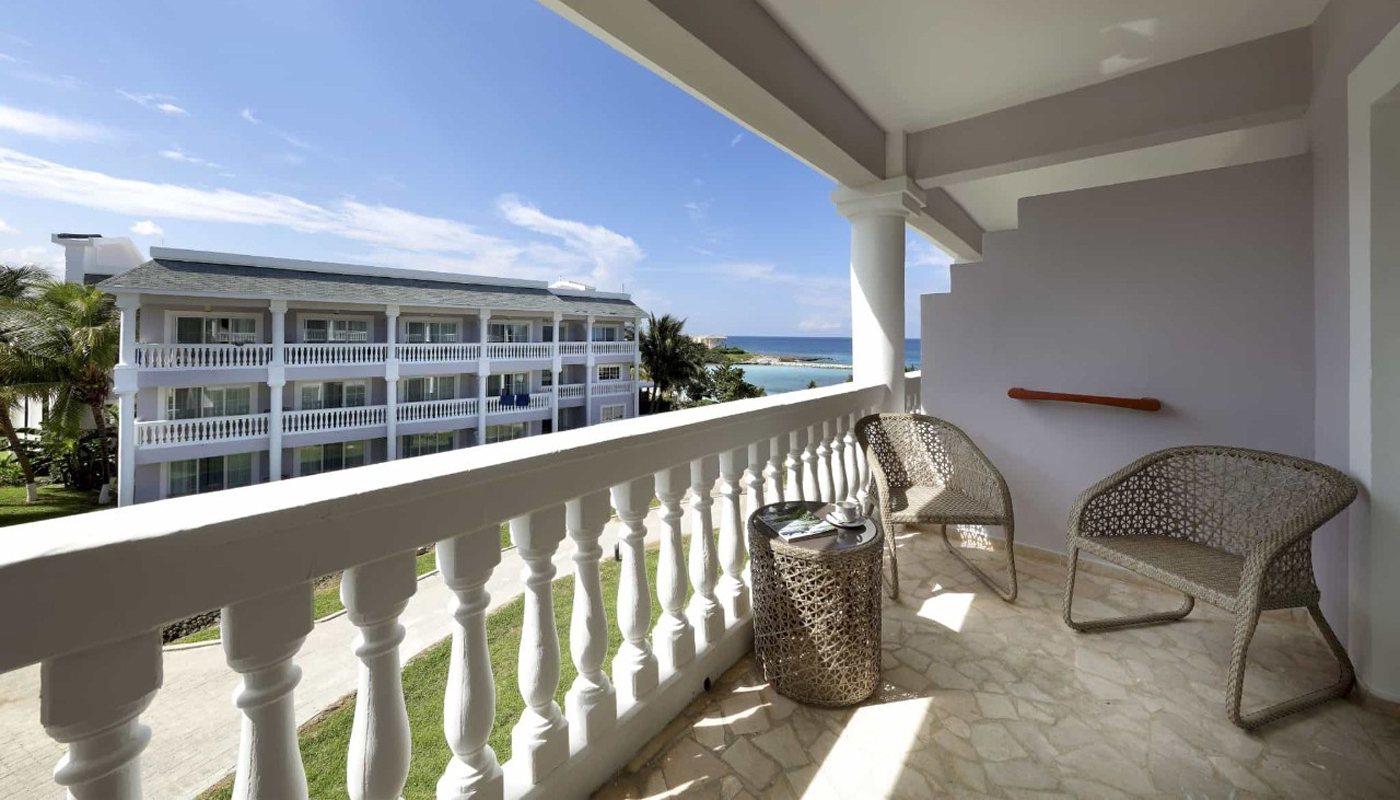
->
[856,413,1017,602]
[1064,446,1358,730]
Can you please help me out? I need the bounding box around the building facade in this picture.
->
[94,247,644,505]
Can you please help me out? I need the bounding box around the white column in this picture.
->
[653,465,695,674]
[584,314,595,425]
[477,310,490,441]
[564,492,616,752]
[550,312,562,433]
[509,506,569,784]
[437,528,504,799]
[687,455,723,646]
[764,436,785,503]
[844,412,862,504]
[833,177,924,412]
[223,582,313,800]
[342,552,416,800]
[269,300,287,482]
[611,475,658,701]
[114,295,139,506]
[830,417,848,504]
[384,304,399,460]
[717,447,750,623]
[785,429,806,502]
[42,631,162,799]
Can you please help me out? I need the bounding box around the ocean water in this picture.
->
[723,336,921,395]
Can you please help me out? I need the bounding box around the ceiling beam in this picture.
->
[907,28,1312,188]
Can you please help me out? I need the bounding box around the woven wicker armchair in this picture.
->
[1064,446,1358,730]
[856,413,1017,601]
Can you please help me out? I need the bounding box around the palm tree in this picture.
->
[0,265,56,502]
[638,313,706,412]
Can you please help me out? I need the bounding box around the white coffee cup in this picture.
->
[832,500,860,524]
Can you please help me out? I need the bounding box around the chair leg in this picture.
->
[1063,546,1194,632]
[1226,603,1356,731]
[941,523,1018,602]
[885,522,901,600]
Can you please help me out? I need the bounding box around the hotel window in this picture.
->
[168,453,254,497]
[542,325,554,342]
[401,375,456,403]
[488,321,531,343]
[485,423,526,444]
[600,404,626,423]
[303,318,370,343]
[404,320,458,344]
[174,315,257,344]
[166,385,253,420]
[591,324,619,342]
[402,431,455,458]
[486,373,528,395]
[299,381,367,410]
[297,440,367,476]
[596,364,623,382]
[540,370,554,388]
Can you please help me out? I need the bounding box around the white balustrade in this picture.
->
[437,528,504,799]
[653,466,695,674]
[7,374,912,800]
[558,342,588,357]
[856,406,873,509]
[784,429,805,502]
[284,343,389,366]
[816,421,835,503]
[610,476,658,702]
[843,411,862,504]
[564,493,616,752]
[135,413,271,448]
[342,552,416,800]
[593,381,635,397]
[509,506,569,784]
[556,384,586,400]
[716,448,750,624]
[136,343,273,369]
[223,583,313,800]
[831,417,848,504]
[802,425,822,502]
[396,343,482,363]
[687,456,723,646]
[589,342,633,356]
[485,342,553,360]
[282,405,387,434]
[485,393,551,415]
[396,398,479,423]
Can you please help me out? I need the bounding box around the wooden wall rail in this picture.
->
[1008,387,1162,412]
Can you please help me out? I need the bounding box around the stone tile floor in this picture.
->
[597,528,1400,799]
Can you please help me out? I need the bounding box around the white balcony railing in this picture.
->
[284,343,389,366]
[591,341,634,356]
[0,371,919,800]
[396,397,479,423]
[556,383,585,399]
[133,414,271,448]
[594,380,635,397]
[484,392,553,415]
[281,405,387,434]
[484,342,553,360]
[557,342,588,356]
[135,343,274,369]
[396,343,483,363]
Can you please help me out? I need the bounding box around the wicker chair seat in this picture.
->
[1077,535,1243,610]
[884,485,1004,526]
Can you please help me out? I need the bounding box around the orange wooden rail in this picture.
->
[1008,387,1162,412]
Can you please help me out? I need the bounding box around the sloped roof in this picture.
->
[98,258,644,317]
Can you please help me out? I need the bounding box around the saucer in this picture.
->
[824,513,866,529]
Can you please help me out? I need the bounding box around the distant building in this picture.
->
[691,334,727,349]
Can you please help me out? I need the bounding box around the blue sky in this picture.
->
[0,0,949,336]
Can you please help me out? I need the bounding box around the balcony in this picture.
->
[484,392,553,415]
[396,342,483,363]
[594,380,635,397]
[282,405,388,434]
[396,397,479,423]
[131,341,635,369]
[285,343,388,365]
[135,343,274,369]
[133,413,271,448]
[484,341,553,360]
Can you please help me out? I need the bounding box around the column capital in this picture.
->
[268,299,288,313]
[384,303,400,318]
[831,176,926,220]
[114,293,141,311]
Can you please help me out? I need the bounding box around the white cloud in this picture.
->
[160,148,221,169]
[0,217,15,233]
[0,102,105,141]
[683,199,710,224]
[906,236,952,294]
[680,261,848,333]
[0,53,15,63]
[118,90,188,115]
[0,147,643,290]
[278,152,305,166]
[129,220,163,237]
[240,108,260,124]
[0,245,62,275]
[729,133,745,147]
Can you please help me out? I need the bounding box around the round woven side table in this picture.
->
[748,501,883,707]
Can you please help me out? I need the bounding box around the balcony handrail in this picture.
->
[396,342,483,362]
[284,342,390,366]
[135,343,274,369]
[281,404,388,433]
[396,397,480,422]
[133,413,272,448]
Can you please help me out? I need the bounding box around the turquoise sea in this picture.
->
[723,336,921,395]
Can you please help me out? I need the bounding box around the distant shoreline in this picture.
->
[737,354,853,370]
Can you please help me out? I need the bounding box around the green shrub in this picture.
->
[0,457,26,487]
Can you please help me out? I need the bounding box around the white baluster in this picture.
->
[653,465,695,674]
[855,409,872,509]
[831,417,848,503]
[342,551,416,800]
[687,455,723,646]
[816,421,835,503]
[744,440,769,522]
[764,435,784,503]
[437,528,504,799]
[802,425,821,501]
[41,631,162,800]
[223,583,313,800]
[611,476,658,702]
[510,506,569,784]
[717,447,750,623]
[565,493,617,752]
[784,429,805,502]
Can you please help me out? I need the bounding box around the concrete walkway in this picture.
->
[0,507,680,798]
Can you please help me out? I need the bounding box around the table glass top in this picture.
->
[752,501,880,552]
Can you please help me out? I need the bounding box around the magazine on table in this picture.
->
[758,503,838,542]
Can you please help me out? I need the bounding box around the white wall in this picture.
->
[923,157,1314,556]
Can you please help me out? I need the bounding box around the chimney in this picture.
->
[51,233,102,284]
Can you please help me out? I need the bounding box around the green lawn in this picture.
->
[0,485,102,528]
[202,545,682,799]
